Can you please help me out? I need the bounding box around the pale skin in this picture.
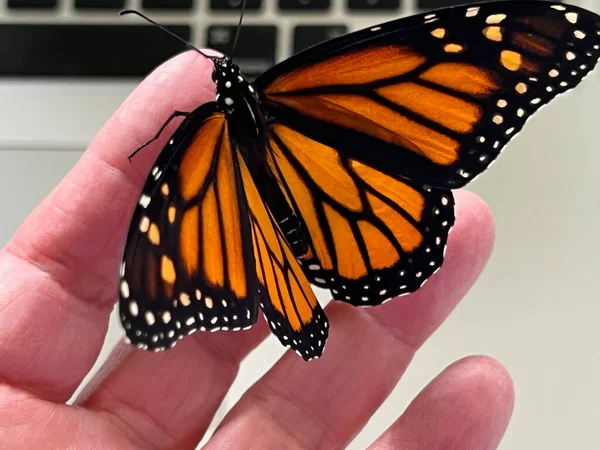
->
[0,51,514,449]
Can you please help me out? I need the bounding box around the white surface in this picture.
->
[0,1,599,449]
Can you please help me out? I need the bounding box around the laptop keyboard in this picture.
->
[7,0,57,8]
[0,0,563,79]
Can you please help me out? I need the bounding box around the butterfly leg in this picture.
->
[127,110,190,161]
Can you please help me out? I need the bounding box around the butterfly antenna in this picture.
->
[120,9,217,61]
[231,0,249,57]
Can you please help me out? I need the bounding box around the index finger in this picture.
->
[0,51,214,402]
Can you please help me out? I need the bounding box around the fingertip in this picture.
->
[453,190,496,250]
[136,49,215,96]
[427,355,515,448]
[445,189,496,283]
[372,355,514,450]
[442,355,515,415]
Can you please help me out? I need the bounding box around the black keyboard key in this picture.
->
[8,0,56,8]
[0,24,190,77]
[280,0,330,11]
[206,25,276,79]
[293,25,347,54]
[75,0,124,9]
[348,0,399,10]
[417,0,493,9]
[211,0,261,10]
[142,0,193,9]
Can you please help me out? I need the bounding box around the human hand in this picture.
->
[0,51,513,449]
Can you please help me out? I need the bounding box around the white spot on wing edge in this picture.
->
[120,280,130,298]
[486,14,506,25]
[465,6,479,17]
[145,311,156,326]
[138,194,151,208]
[139,216,150,233]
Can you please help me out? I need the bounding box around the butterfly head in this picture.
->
[212,57,258,115]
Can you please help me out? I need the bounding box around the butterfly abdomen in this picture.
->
[243,147,310,259]
[277,215,308,258]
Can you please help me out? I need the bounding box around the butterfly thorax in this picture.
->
[212,58,309,259]
[212,57,264,147]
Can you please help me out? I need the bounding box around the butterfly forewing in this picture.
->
[256,1,600,189]
[119,104,260,351]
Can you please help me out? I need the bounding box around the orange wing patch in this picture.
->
[178,115,223,201]
[376,82,482,134]
[357,220,399,270]
[200,184,224,288]
[271,124,361,211]
[216,132,247,298]
[365,193,422,253]
[272,93,460,166]
[265,46,426,94]
[180,205,200,275]
[350,161,423,221]
[323,203,368,279]
[419,63,499,96]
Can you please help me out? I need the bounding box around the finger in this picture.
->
[204,190,496,450]
[81,319,271,450]
[0,51,215,402]
[368,356,514,450]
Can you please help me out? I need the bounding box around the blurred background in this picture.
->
[0,0,598,448]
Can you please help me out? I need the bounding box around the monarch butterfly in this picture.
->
[118,1,600,361]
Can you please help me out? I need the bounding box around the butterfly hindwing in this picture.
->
[239,153,329,360]
[119,103,260,351]
[265,123,455,305]
[256,1,600,189]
